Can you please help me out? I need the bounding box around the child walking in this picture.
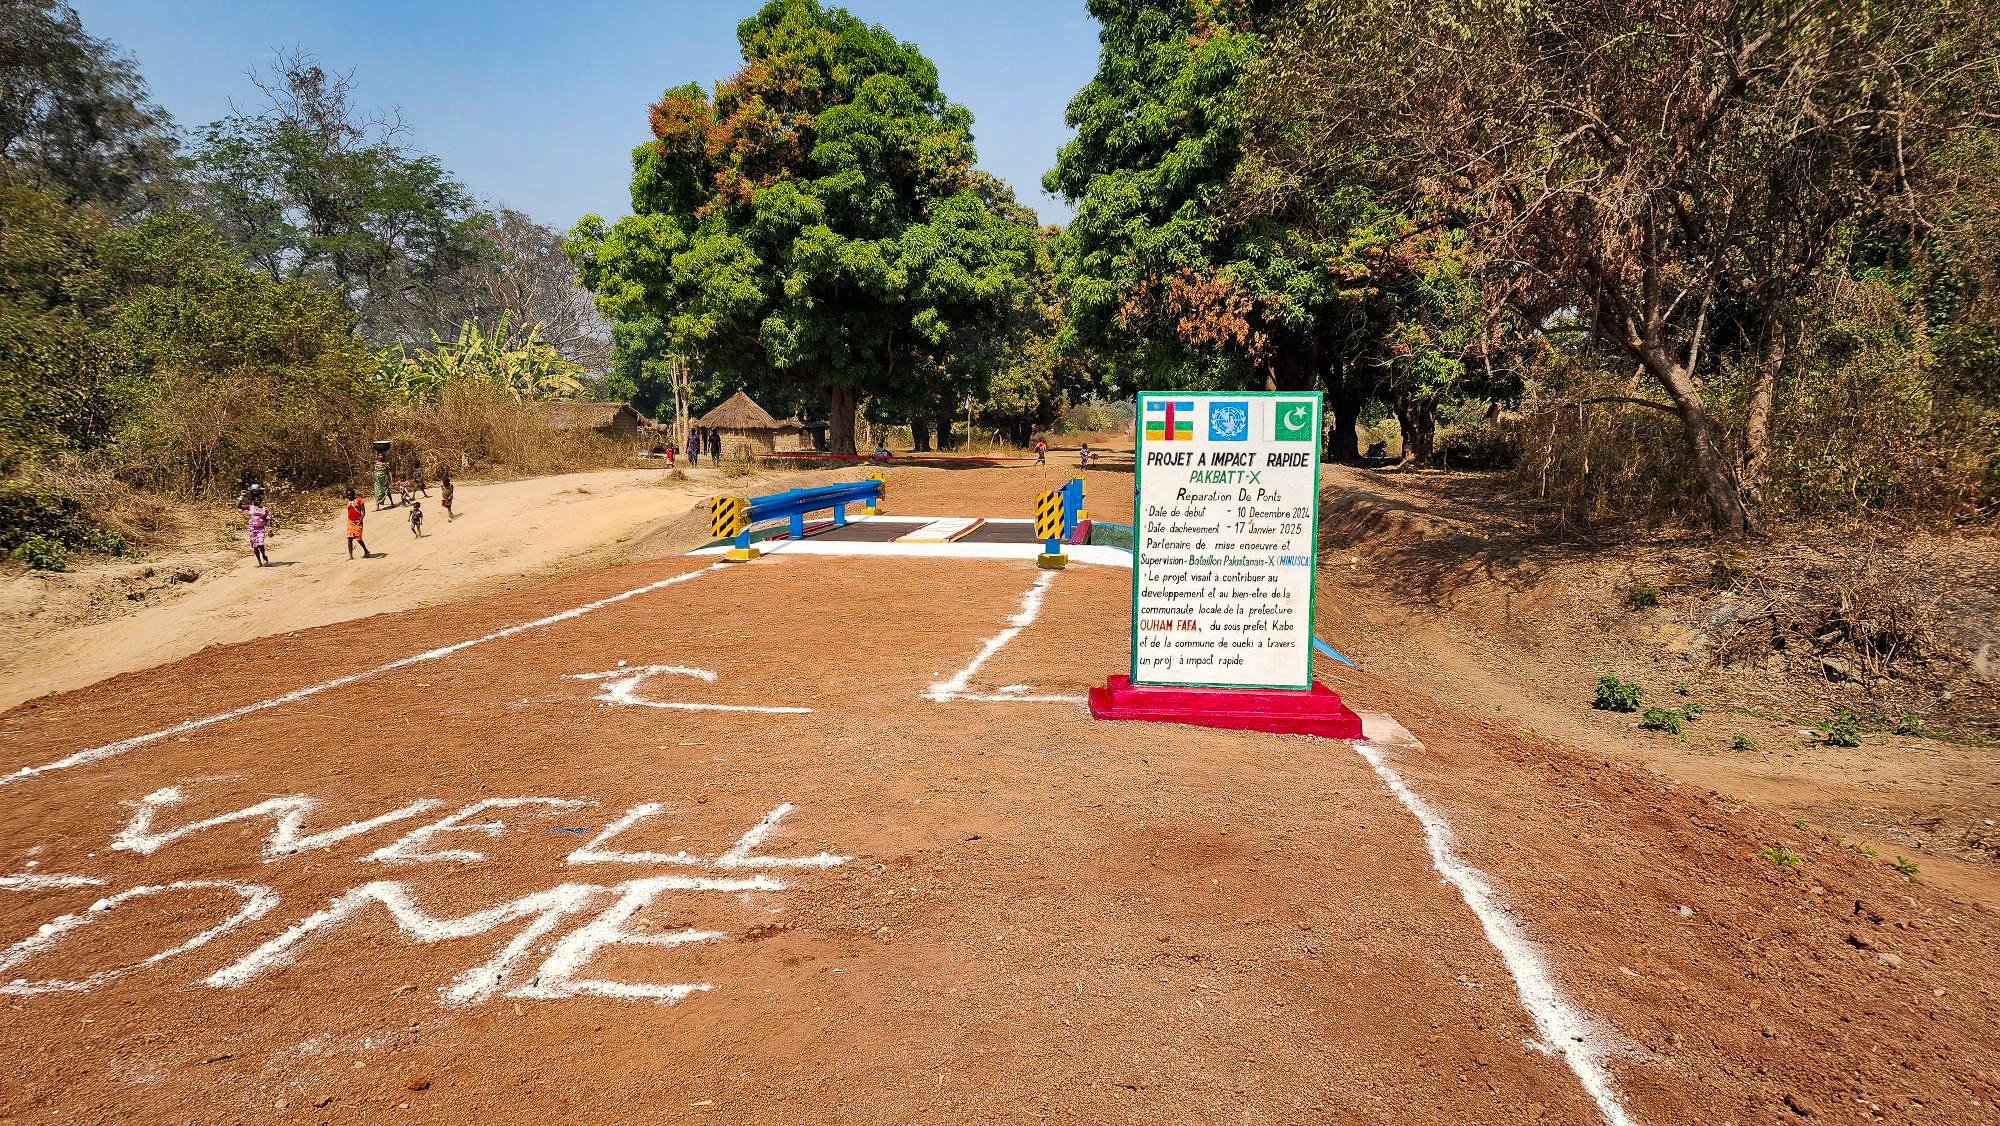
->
[439,469,454,520]
[408,500,424,537]
[1034,436,1047,465]
[237,485,271,566]
[345,489,371,559]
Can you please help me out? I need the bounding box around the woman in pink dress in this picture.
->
[237,485,271,566]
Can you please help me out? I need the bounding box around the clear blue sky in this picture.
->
[71,0,1103,228]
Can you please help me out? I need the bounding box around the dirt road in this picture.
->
[0,466,743,711]
[1,461,1996,1124]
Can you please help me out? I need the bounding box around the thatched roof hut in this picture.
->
[693,392,811,458]
[532,401,650,441]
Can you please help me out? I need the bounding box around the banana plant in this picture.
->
[373,315,586,402]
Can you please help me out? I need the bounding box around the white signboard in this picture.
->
[1130,392,1322,690]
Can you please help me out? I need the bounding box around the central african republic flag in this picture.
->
[1144,399,1194,441]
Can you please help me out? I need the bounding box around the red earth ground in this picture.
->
[0,462,1996,1125]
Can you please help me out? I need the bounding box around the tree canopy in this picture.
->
[1045,0,1484,461]
[192,52,494,347]
[1248,0,2000,528]
[0,0,177,212]
[567,0,1037,452]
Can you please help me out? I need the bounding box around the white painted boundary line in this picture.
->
[1355,743,1636,1126]
[1,563,730,790]
[926,570,1086,704]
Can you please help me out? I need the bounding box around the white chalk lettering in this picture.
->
[113,785,444,861]
[0,872,107,891]
[366,797,590,865]
[207,880,599,1004]
[207,875,784,1004]
[516,876,748,1002]
[713,803,851,870]
[566,803,702,866]
[566,664,813,714]
[1,880,277,996]
[6,783,849,1008]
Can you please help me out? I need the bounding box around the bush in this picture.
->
[10,534,66,570]
[1639,706,1683,734]
[387,381,624,481]
[1730,733,1756,751]
[1821,709,1864,748]
[1055,398,1134,435]
[1508,275,2000,529]
[0,480,91,551]
[1433,401,1516,469]
[1627,582,1661,609]
[1593,675,1643,712]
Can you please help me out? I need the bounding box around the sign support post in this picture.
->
[1088,392,1361,738]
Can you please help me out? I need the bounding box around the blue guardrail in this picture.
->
[734,478,884,549]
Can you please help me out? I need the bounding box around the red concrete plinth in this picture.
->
[1088,675,1364,740]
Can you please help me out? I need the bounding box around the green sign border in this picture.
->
[1129,390,1323,691]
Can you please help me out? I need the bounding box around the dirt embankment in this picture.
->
[0,466,755,711]
[1311,465,2000,907]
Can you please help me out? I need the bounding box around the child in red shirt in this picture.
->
[345,489,372,559]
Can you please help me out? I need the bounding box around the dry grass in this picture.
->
[1709,546,1954,680]
[385,383,625,483]
[14,454,185,553]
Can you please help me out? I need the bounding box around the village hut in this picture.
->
[772,416,815,452]
[531,401,649,443]
[693,391,808,459]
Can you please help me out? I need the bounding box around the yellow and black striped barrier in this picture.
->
[710,496,747,538]
[709,496,759,561]
[1033,487,1067,569]
[1033,488,1063,541]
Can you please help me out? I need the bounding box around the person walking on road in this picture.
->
[237,485,272,566]
[412,459,428,497]
[440,468,455,520]
[373,453,391,511]
[345,489,373,559]
[1034,437,1047,466]
[687,429,700,467]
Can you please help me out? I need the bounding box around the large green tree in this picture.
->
[1046,0,1425,461]
[1250,0,2000,530]
[0,170,375,489]
[0,0,177,213]
[192,52,493,347]
[566,0,1035,453]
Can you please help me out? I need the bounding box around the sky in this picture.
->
[70,0,1104,229]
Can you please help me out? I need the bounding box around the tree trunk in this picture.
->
[1392,392,1438,468]
[1737,326,1785,531]
[934,409,956,451]
[1408,399,1438,468]
[1642,347,1746,533]
[1326,379,1363,465]
[670,355,691,455]
[827,385,858,455]
[910,418,932,452]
